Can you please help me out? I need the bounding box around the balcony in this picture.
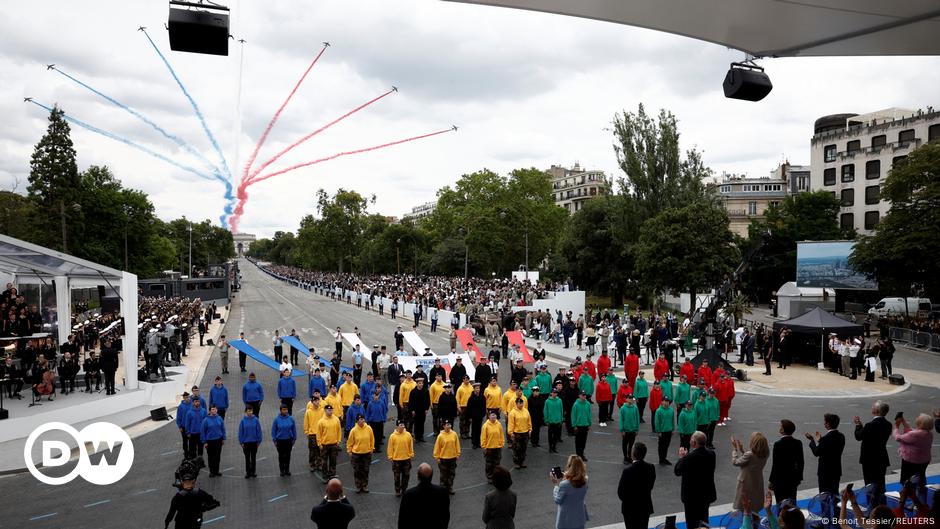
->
[726,209,758,218]
[720,190,787,199]
[835,139,921,159]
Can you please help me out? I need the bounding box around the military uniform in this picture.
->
[387,428,414,495]
[316,413,342,481]
[480,419,504,481]
[508,406,532,468]
[433,428,461,494]
[347,423,375,491]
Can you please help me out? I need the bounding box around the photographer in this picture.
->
[165,460,220,529]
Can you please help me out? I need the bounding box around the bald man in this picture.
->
[310,478,355,529]
[399,463,450,529]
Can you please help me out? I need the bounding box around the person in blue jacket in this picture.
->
[189,385,207,410]
[176,392,192,454]
[308,368,328,399]
[201,405,226,476]
[360,373,376,410]
[271,404,297,476]
[345,394,366,436]
[238,406,262,479]
[209,377,229,419]
[364,389,388,448]
[242,372,264,419]
[185,398,207,459]
[277,368,297,415]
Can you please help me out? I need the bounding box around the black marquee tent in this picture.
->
[771,306,863,336]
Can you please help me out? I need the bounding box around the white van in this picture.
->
[868,297,932,317]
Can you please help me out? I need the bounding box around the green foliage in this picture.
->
[850,141,940,297]
[634,201,739,310]
[0,190,36,240]
[294,189,372,272]
[164,217,235,276]
[27,105,81,251]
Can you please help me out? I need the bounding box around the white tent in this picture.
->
[776,281,834,319]
[444,0,940,57]
[0,234,139,390]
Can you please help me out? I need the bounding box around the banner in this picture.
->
[504,331,535,362]
[455,328,482,362]
[796,240,877,290]
[228,339,306,376]
[396,353,475,381]
[402,331,435,355]
[341,332,371,354]
[282,335,311,356]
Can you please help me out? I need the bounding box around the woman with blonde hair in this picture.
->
[732,432,770,511]
[549,454,590,529]
[894,413,934,488]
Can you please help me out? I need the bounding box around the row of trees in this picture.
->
[1,106,234,279]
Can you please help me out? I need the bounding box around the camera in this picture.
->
[172,457,205,489]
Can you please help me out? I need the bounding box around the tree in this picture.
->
[295,189,372,272]
[612,103,713,218]
[27,105,82,252]
[850,141,940,297]
[634,201,740,311]
[0,189,36,241]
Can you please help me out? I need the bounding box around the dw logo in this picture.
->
[24,422,135,485]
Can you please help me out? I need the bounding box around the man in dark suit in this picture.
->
[674,431,716,528]
[618,442,656,529]
[853,400,892,505]
[400,463,450,529]
[769,419,804,503]
[310,478,355,529]
[806,413,846,495]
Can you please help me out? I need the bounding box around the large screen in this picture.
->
[796,241,877,290]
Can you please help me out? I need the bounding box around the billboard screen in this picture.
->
[796,241,877,290]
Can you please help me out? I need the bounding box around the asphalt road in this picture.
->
[2,259,938,529]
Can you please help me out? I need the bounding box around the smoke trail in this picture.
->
[141,30,233,185]
[50,66,221,176]
[241,43,328,183]
[28,99,216,183]
[246,88,395,182]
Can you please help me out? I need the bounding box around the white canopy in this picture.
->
[777,281,834,298]
[444,0,940,57]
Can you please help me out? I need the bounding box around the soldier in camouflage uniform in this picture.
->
[433,420,461,495]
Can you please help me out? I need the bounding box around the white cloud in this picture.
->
[1,0,938,237]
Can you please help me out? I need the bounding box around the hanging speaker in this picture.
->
[723,63,773,102]
[168,1,230,56]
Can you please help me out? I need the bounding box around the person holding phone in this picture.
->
[893,412,934,490]
[549,455,590,529]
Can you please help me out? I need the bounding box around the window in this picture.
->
[719,185,731,193]
[841,189,854,207]
[841,164,855,182]
[892,155,907,168]
[840,213,855,230]
[846,140,861,154]
[929,124,940,142]
[797,175,808,190]
[748,201,758,215]
[864,211,880,230]
[865,160,880,180]
[742,184,761,192]
[769,201,780,208]
[898,129,915,145]
[824,144,836,162]
[763,184,781,191]
[871,135,886,149]
[865,185,880,205]
[824,168,836,186]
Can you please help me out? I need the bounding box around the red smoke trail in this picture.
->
[240,44,328,184]
[246,88,395,182]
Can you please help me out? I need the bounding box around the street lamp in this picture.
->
[59,201,81,253]
[396,238,401,275]
[188,223,193,278]
[458,227,468,279]
[122,204,132,271]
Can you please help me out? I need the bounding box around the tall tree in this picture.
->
[27,105,82,252]
[634,201,739,311]
[295,189,372,272]
[850,141,940,297]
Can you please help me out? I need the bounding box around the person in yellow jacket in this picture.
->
[386,420,414,496]
[324,386,343,422]
[429,373,445,435]
[337,372,359,415]
[508,397,533,469]
[303,397,324,472]
[502,381,527,439]
[398,371,417,429]
[483,378,502,417]
[480,410,505,482]
[455,375,473,439]
[316,404,343,483]
[432,419,461,495]
[346,414,375,493]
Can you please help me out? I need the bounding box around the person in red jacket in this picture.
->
[582,353,597,380]
[648,382,663,431]
[595,375,613,426]
[724,374,735,421]
[616,378,633,408]
[570,361,583,383]
[679,358,695,383]
[596,351,611,378]
[624,353,639,388]
[653,353,669,382]
[696,364,712,388]
[711,366,726,387]
[715,374,731,425]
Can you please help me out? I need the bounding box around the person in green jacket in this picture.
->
[690,378,705,405]
[694,391,710,434]
[659,378,674,403]
[634,371,650,423]
[674,375,691,418]
[571,391,592,461]
[705,387,720,449]
[577,371,594,402]
[535,365,553,395]
[677,401,697,450]
[619,393,640,464]
[654,396,674,466]
[521,377,533,399]
[605,372,619,401]
[543,389,564,453]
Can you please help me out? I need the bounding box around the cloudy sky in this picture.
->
[2,1,938,237]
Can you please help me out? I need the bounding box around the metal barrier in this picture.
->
[889,326,940,352]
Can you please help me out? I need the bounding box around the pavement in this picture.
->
[2,260,939,529]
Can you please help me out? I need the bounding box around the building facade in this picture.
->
[546,163,610,214]
[716,162,808,237]
[810,107,940,234]
[402,200,437,221]
[233,232,256,257]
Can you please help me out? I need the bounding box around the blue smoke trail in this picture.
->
[141,29,234,223]
[51,66,222,177]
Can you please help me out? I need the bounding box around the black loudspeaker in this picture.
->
[150,406,169,421]
[735,369,749,381]
[206,338,214,346]
[888,373,905,385]
[0,408,9,420]
[723,64,773,102]
[168,3,230,56]
[97,285,107,299]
